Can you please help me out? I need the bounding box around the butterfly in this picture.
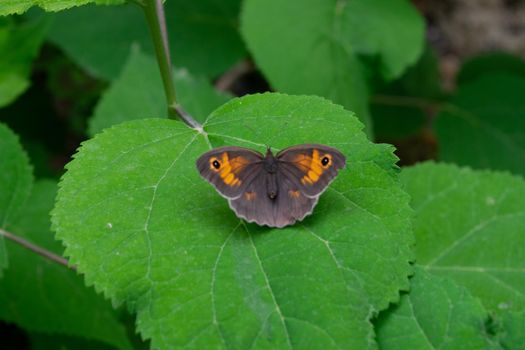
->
[196,144,346,228]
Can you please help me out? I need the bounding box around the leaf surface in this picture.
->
[402,162,525,312]
[376,266,497,350]
[0,180,132,349]
[53,93,414,349]
[435,74,525,176]
[47,0,246,79]
[241,0,424,132]
[89,49,230,136]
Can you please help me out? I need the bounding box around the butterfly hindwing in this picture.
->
[196,146,263,199]
[277,144,346,197]
[228,170,318,228]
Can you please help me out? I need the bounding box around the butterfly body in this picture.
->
[196,144,346,228]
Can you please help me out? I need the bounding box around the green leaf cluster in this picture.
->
[45,0,246,80]
[0,123,139,348]
[241,0,424,133]
[1,0,524,349]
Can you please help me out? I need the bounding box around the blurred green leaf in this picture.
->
[393,46,442,100]
[47,0,246,80]
[376,266,497,350]
[371,46,442,139]
[498,310,525,349]
[89,48,231,136]
[241,0,424,133]
[0,180,132,349]
[0,16,48,107]
[0,123,33,274]
[0,0,123,16]
[457,52,525,86]
[402,162,525,312]
[53,93,413,349]
[435,74,525,176]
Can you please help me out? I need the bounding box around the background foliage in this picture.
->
[0,0,524,349]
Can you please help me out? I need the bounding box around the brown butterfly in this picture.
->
[196,144,346,228]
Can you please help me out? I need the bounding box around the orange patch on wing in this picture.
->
[244,191,256,201]
[301,176,313,185]
[289,190,301,198]
[210,152,250,187]
[294,149,332,185]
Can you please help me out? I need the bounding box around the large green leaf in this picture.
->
[0,123,33,274]
[47,0,246,80]
[401,162,525,312]
[241,0,424,132]
[376,266,496,350]
[53,93,413,349]
[435,74,525,176]
[0,16,48,107]
[0,180,132,349]
[0,0,123,16]
[89,49,230,136]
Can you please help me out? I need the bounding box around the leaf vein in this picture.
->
[246,224,293,349]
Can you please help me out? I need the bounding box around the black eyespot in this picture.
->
[321,156,330,166]
[212,160,221,169]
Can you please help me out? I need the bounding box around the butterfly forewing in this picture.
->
[277,144,346,197]
[196,146,263,199]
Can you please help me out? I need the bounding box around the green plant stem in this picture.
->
[0,228,75,270]
[371,94,442,110]
[141,0,200,128]
[371,94,477,125]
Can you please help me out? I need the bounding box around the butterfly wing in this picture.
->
[196,146,263,199]
[277,144,346,197]
[228,170,318,228]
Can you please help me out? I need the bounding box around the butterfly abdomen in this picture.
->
[265,173,279,200]
[262,150,280,200]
